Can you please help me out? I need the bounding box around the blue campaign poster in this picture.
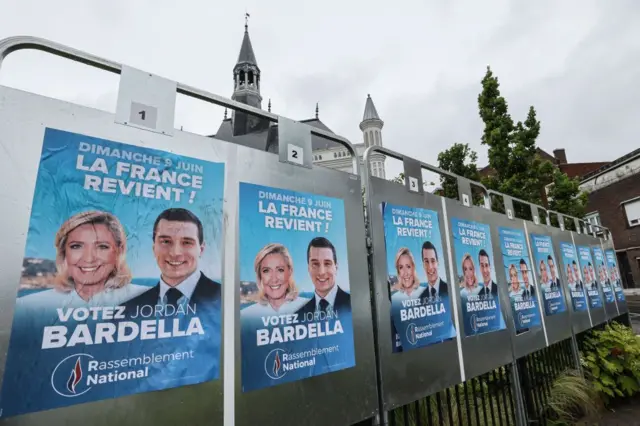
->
[498,227,541,334]
[381,203,457,352]
[592,247,615,305]
[529,234,566,316]
[0,128,224,418]
[451,218,506,337]
[238,182,355,392]
[577,246,603,309]
[605,249,626,302]
[559,242,588,312]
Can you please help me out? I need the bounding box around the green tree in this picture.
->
[547,169,588,218]
[477,66,585,218]
[436,143,480,200]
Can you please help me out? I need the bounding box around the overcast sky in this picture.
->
[1,0,638,180]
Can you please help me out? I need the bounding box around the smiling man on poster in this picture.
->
[120,207,221,391]
[298,237,351,316]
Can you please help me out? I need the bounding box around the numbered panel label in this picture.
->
[408,176,419,192]
[129,102,158,130]
[287,144,304,165]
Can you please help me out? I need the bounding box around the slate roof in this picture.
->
[212,116,344,153]
[236,27,258,69]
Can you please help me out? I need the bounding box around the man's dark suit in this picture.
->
[123,271,221,316]
[522,284,536,299]
[423,278,448,300]
[479,280,498,297]
[575,280,583,290]
[550,278,561,289]
[297,285,351,316]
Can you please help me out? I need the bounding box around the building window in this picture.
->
[623,198,640,227]
[584,212,601,227]
[375,131,380,146]
[364,133,369,146]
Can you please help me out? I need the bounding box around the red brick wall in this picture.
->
[587,173,640,287]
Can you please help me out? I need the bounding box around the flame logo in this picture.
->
[273,351,282,376]
[66,357,83,394]
[410,326,416,344]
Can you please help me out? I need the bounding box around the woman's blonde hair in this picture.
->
[509,264,519,287]
[54,210,131,292]
[460,253,478,289]
[395,247,420,293]
[254,243,298,305]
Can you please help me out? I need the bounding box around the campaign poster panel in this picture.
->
[0,128,224,418]
[238,182,355,392]
[381,203,457,352]
[577,246,603,309]
[605,249,626,302]
[529,234,566,316]
[451,218,506,337]
[559,242,588,312]
[498,228,541,334]
[593,247,615,305]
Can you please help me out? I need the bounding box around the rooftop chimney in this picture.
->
[553,149,567,164]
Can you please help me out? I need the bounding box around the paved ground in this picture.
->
[578,395,640,425]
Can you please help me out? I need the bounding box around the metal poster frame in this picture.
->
[0,36,378,426]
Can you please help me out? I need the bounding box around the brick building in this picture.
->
[580,148,640,288]
[479,148,608,206]
[479,148,608,180]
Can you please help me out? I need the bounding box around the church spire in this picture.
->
[232,16,262,108]
[360,94,385,179]
[362,94,381,122]
[236,13,258,69]
[231,16,266,136]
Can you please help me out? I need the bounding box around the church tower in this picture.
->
[231,19,267,136]
[360,94,386,179]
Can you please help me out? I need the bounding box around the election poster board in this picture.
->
[451,218,506,337]
[592,247,616,305]
[577,246,603,309]
[238,182,355,392]
[605,249,626,302]
[381,202,457,352]
[498,227,541,334]
[529,234,566,316]
[0,128,224,418]
[559,242,588,312]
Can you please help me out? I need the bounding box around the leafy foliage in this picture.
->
[437,143,480,200]
[476,66,586,218]
[547,168,589,218]
[581,322,640,405]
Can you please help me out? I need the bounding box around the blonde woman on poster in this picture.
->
[16,210,147,314]
[243,243,309,316]
[391,247,423,298]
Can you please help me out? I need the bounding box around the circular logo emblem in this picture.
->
[470,314,478,333]
[264,348,287,380]
[51,353,95,398]
[406,323,417,345]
